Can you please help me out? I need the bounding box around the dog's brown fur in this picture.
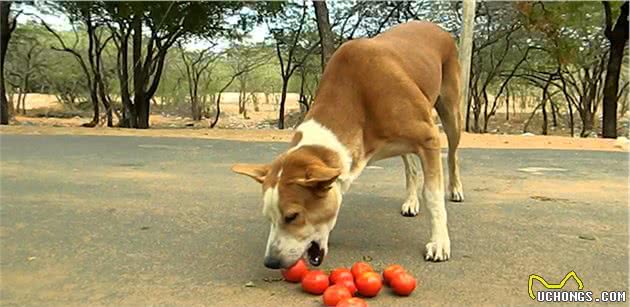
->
[308,21,461,168]
[233,21,462,267]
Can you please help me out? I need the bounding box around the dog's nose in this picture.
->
[263,256,283,269]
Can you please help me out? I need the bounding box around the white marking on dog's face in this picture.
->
[262,185,281,223]
[253,121,354,268]
[263,184,306,264]
[262,182,342,268]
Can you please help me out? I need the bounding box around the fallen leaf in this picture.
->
[578,235,596,241]
[262,277,283,283]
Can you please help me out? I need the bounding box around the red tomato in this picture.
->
[337,297,368,307]
[355,271,382,297]
[382,264,405,285]
[282,259,309,283]
[330,268,354,284]
[390,272,417,296]
[351,262,373,279]
[323,285,353,306]
[336,278,358,296]
[301,270,330,295]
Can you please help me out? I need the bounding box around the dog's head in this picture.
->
[232,146,343,269]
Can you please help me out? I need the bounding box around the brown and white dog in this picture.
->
[232,21,464,269]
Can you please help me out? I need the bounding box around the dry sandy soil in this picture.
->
[4,92,629,152]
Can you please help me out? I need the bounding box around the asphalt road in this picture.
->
[1,134,628,306]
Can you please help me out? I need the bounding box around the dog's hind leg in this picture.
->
[435,52,464,202]
[400,154,421,217]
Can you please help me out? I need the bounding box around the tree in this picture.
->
[41,2,115,126]
[268,1,320,129]
[296,54,320,113]
[601,1,629,138]
[103,1,253,128]
[516,1,622,137]
[177,43,220,121]
[5,22,48,115]
[313,0,334,70]
[1,1,20,124]
[209,49,270,128]
[226,43,272,119]
[466,2,530,132]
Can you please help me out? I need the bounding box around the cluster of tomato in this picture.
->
[282,259,417,306]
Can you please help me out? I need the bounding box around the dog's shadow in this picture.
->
[329,193,431,253]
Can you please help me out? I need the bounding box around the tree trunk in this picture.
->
[313,0,334,71]
[15,90,21,114]
[567,100,574,137]
[238,78,247,117]
[298,66,309,113]
[601,45,627,137]
[541,79,551,135]
[7,88,13,114]
[602,1,629,138]
[132,14,147,129]
[541,99,548,135]
[523,102,542,133]
[0,1,13,124]
[116,29,134,128]
[86,82,99,126]
[581,111,594,137]
[96,78,112,127]
[278,78,289,129]
[252,93,260,112]
[20,76,28,114]
[465,93,472,132]
[482,90,491,133]
[84,15,100,127]
[473,107,480,133]
[210,93,222,128]
[505,86,510,120]
[551,101,558,127]
[105,101,113,126]
[19,91,26,115]
[471,94,481,133]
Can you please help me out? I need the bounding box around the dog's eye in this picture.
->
[284,212,299,224]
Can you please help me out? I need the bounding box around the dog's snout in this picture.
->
[263,256,283,269]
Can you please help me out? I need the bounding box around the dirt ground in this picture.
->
[14,92,630,134]
[11,92,303,130]
[5,92,629,152]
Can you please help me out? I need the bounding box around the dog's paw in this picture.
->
[448,185,464,202]
[425,238,450,261]
[400,197,420,217]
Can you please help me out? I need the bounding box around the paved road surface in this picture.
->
[1,134,628,306]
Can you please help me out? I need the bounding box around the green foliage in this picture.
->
[4,0,623,131]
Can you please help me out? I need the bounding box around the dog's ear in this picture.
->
[231,163,270,183]
[293,165,341,196]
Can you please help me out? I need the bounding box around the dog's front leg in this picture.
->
[417,146,451,261]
